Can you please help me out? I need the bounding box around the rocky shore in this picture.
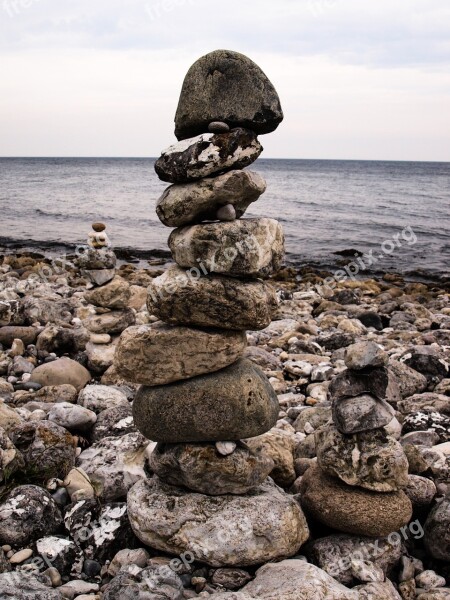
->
[0,245,449,599]
[0,49,449,600]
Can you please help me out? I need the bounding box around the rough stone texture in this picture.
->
[75,247,117,270]
[90,404,135,442]
[64,499,136,561]
[424,497,450,561]
[169,218,284,277]
[299,465,413,537]
[115,322,246,386]
[107,548,151,577]
[83,267,116,286]
[77,384,130,414]
[329,367,401,405]
[0,425,24,483]
[85,340,116,373]
[9,420,76,480]
[402,411,450,443]
[83,308,136,335]
[0,573,63,599]
[148,266,278,330]
[30,357,91,391]
[156,170,266,227]
[149,442,274,495]
[389,360,428,398]
[155,128,262,184]
[34,384,78,404]
[0,484,62,545]
[103,564,184,600]
[174,50,283,140]
[0,400,22,432]
[307,534,402,585]
[316,426,409,492]
[133,359,279,442]
[245,429,296,487]
[344,341,388,370]
[77,432,150,501]
[36,536,78,576]
[241,559,359,599]
[405,475,436,509]
[355,581,402,599]
[84,276,131,309]
[332,393,395,434]
[398,393,450,416]
[127,476,309,567]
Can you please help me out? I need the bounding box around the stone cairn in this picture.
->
[114,50,310,567]
[78,222,117,287]
[301,340,413,537]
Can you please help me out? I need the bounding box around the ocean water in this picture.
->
[0,157,448,277]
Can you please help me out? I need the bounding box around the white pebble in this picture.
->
[215,441,237,456]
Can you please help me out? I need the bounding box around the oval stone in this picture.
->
[132,359,279,442]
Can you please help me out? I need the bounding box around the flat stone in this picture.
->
[84,276,131,309]
[155,128,262,184]
[75,247,116,270]
[299,465,412,537]
[132,359,279,442]
[77,384,129,414]
[83,308,136,335]
[149,442,274,495]
[115,322,246,386]
[344,341,388,370]
[156,170,266,227]
[174,50,283,140]
[316,426,409,492]
[147,266,278,330]
[389,360,428,398]
[83,268,116,286]
[0,326,38,347]
[332,393,395,434]
[127,476,309,567]
[328,367,401,405]
[30,357,91,392]
[245,429,296,488]
[169,218,284,277]
[398,393,450,416]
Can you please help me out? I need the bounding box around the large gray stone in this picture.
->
[344,341,388,370]
[148,266,278,330]
[75,247,116,270]
[316,426,409,492]
[127,476,309,567]
[299,465,412,537]
[149,442,274,495]
[332,393,395,434]
[169,218,284,277]
[0,485,62,546]
[0,573,63,599]
[155,129,262,184]
[84,276,131,309]
[156,170,266,227]
[329,367,401,405]
[115,322,246,386]
[174,50,283,140]
[241,559,359,599]
[132,359,279,442]
[424,497,450,561]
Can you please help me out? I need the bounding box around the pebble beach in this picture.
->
[0,48,449,600]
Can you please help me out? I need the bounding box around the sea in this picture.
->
[0,158,448,279]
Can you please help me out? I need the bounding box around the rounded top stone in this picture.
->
[92,222,106,232]
[175,49,283,140]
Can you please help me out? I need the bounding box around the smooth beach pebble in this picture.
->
[9,548,33,564]
[208,121,230,133]
[216,204,237,221]
[92,222,106,232]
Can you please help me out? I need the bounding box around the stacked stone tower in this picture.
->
[77,223,117,287]
[115,50,310,567]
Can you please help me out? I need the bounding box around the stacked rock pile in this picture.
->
[301,340,414,537]
[114,50,310,566]
[77,223,117,287]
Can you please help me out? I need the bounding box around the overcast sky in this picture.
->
[1,0,449,160]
